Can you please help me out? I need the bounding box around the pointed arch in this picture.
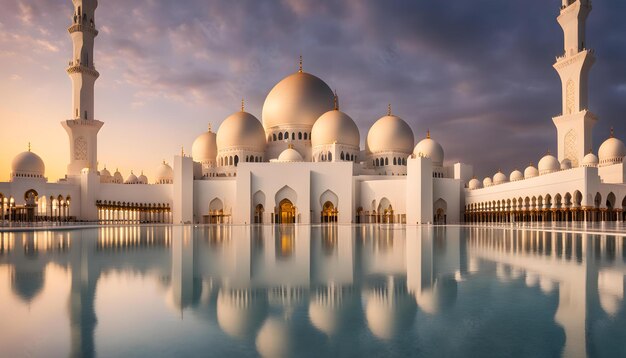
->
[319,189,339,208]
[275,185,297,207]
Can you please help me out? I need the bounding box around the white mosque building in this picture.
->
[1,0,626,226]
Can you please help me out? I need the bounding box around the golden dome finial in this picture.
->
[298,55,303,73]
[610,127,614,138]
[28,142,31,152]
[241,98,245,112]
[162,159,166,165]
[333,90,339,110]
[426,130,430,139]
[208,123,212,132]
[547,148,551,155]
[288,143,294,149]
[387,103,392,116]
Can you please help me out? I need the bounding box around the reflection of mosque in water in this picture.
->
[1,226,625,357]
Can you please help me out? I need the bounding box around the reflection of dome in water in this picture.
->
[256,317,293,358]
[539,277,554,294]
[415,275,458,315]
[525,273,538,287]
[217,289,268,339]
[11,268,45,303]
[308,286,359,336]
[364,278,416,340]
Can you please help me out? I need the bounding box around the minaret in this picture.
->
[61,0,104,177]
[552,0,597,167]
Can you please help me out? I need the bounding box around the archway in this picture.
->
[378,198,393,224]
[208,198,225,224]
[434,198,447,225]
[254,204,264,224]
[321,201,338,223]
[278,199,295,224]
[253,190,266,224]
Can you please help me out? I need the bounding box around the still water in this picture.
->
[0,225,624,358]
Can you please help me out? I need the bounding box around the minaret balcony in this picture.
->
[68,23,98,36]
[66,62,100,78]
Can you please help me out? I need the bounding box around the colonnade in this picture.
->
[0,194,72,225]
[96,200,171,224]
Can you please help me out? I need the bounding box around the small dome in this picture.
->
[192,127,217,164]
[493,171,507,185]
[262,70,334,131]
[217,111,266,152]
[524,164,538,179]
[138,172,148,184]
[413,132,444,167]
[510,169,524,182]
[598,132,626,166]
[560,158,572,170]
[155,162,174,184]
[100,167,111,177]
[538,153,560,175]
[311,108,360,148]
[217,289,268,340]
[366,112,414,155]
[582,152,599,167]
[468,178,481,190]
[277,147,303,162]
[113,169,123,183]
[125,172,138,184]
[482,177,492,187]
[12,150,45,178]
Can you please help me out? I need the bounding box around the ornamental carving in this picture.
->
[75,136,87,160]
[566,79,575,114]
[565,129,578,167]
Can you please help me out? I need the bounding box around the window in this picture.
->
[278,133,283,140]
[393,158,397,165]
[385,158,389,166]
[340,152,344,160]
[273,133,277,141]
[304,133,308,140]
[298,132,302,140]
[234,155,239,166]
[292,133,295,140]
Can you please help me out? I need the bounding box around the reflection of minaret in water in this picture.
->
[68,230,98,358]
[170,226,199,313]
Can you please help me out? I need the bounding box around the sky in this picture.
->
[1,0,625,182]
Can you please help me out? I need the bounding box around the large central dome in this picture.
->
[262,71,334,131]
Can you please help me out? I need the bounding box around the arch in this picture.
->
[385,157,389,166]
[275,185,297,209]
[322,201,338,223]
[434,198,447,224]
[278,199,295,224]
[209,198,223,211]
[254,204,264,224]
[594,192,602,208]
[304,133,308,140]
[564,192,572,207]
[278,132,283,140]
[375,158,380,167]
[328,152,332,161]
[234,155,239,166]
[298,132,302,140]
[606,192,616,209]
[292,133,295,140]
[273,133,277,141]
[319,189,339,209]
[284,131,288,139]
[377,197,394,223]
[393,157,397,165]
[573,190,582,207]
[24,189,39,204]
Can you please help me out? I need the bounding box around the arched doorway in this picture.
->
[321,201,338,223]
[254,204,264,224]
[278,199,295,224]
[434,198,447,225]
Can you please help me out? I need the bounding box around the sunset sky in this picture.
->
[1,0,625,182]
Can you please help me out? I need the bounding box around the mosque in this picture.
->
[1,0,626,226]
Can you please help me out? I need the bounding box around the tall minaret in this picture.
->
[61,0,104,177]
[552,0,597,167]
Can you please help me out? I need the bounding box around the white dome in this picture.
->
[413,132,444,167]
[582,152,599,167]
[100,167,111,178]
[125,172,138,184]
[598,135,626,166]
[113,169,123,183]
[510,169,524,182]
[262,71,334,132]
[12,151,45,178]
[560,158,572,170]
[482,177,492,187]
[524,164,538,179]
[217,289,267,339]
[217,111,266,152]
[468,178,481,190]
[493,171,507,185]
[155,162,173,184]
[311,109,360,148]
[538,154,560,175]
[138,172,148,184]
[277,147,303,162]
[192,127,217,164]
[366,114,414,155]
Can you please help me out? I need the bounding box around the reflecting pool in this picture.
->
[0,225,624,358]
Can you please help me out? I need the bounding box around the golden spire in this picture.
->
[333,90,338,110]
[28,142,31,152]
[610,127,614,138]
[426,130,430,139]
[298,55,303,73]
[288,143,294,149]
[163,160,166,165]
[387,103,392,116]
[208,123,212,132]
[241,98,245,112]
[547,148,551,155]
